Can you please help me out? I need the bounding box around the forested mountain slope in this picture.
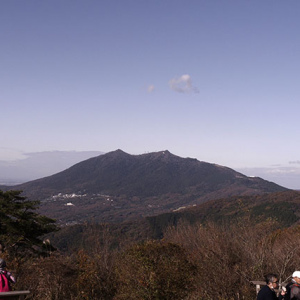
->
[8,149,288,224]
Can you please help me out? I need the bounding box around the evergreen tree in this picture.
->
[0,190,58,256]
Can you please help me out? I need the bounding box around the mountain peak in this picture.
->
[104,149,131,159]
[110,149,128,155]
[105,149,176,162]
[157,150,171,156]
[140,150,178,161]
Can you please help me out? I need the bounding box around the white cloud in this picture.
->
[147,85,155,93]
[169,74,199,94]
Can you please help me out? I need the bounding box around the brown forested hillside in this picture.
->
[3,190,300,299]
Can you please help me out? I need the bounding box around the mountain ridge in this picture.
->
[5,149,289,224]
[11,149,286,197]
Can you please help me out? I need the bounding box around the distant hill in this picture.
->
[5,149,288,224]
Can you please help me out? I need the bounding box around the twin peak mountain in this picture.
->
[13,149,287,223]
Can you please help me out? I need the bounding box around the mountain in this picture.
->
[0,150,104,185]
[8,149,288,224]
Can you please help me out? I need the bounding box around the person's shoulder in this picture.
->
[257,285,275,297]
[260,285,269,292]
[257,285,270,297]
[290,283,300,296]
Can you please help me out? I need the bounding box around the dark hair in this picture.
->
[265,273,278,284]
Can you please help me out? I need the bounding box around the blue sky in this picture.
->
[1,1,300,188]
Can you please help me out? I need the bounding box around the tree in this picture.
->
[115,240,197,300]
[0,190,58,257]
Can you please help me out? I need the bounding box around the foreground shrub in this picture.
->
[15,254,77,300]
[115,240,197,300]
[73,250,116,299]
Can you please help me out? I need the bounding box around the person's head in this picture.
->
[265,273,279,289]
[0,258,6,270]
[292,271,300,284]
